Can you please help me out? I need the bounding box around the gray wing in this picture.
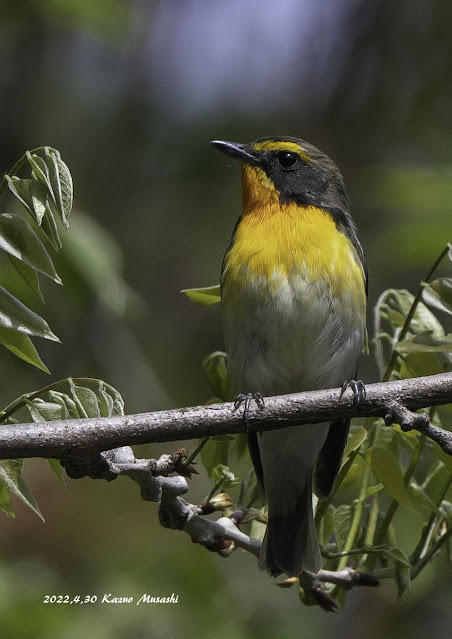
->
[314,417,350,499]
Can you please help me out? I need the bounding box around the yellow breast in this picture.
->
[223,198,366,313]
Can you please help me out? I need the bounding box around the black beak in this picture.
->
[210,140,260,166]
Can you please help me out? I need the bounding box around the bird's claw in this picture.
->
[233,392,265,423]
[340,379,366,412]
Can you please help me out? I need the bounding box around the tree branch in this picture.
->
[69,446,261,557]
[4,374,448,611]
[58,445,380,612]
[0,372,452,459]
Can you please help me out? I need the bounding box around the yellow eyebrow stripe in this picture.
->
[252,140,312,163]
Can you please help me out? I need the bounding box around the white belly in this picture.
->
[222,267,365,396]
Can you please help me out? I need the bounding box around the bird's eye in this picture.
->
[277,151,298,168]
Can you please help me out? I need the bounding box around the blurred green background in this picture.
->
[1,0,452,636]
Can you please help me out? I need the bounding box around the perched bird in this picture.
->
[211,136,367,577]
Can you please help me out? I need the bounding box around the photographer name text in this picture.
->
[43,593,179,605]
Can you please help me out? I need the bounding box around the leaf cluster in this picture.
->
[0,147,73,371]
[0,377,124,520]
[0,148,127,526]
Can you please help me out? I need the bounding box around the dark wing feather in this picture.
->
[247,431,264,490]
[314,417,350,499]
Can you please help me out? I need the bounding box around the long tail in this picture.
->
[259,471,320,577]
[256,423,329,577]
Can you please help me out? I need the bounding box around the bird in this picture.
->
[211,136,367,577]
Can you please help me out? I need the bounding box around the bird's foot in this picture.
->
[233,392,265,424]
[339,379,366,413]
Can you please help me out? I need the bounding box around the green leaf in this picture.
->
[249,517,267,543]
[47,459,66,487]
[380,289,444,339]
[370,447,414,510]
[98,388,114,417]
[385,546,412,568]
[407,481,442,517]
[27,152,56,207]
[0,460,44,521]
[318,503,336,547]
[69,381,101,419]
[376,425,399,458]
[388,547,411,597]
[334,504,354,550]
[201,439,231,477]
[411,301,445,339]
[6,174,50,225]
[401,351,446,377]
[0,481,15,516]
[203,351,233,401]
[384,524,396,551]
[393,425,418,453]
[432,444,452,475]
[365,483,384,499]
[0,284,59,341]
[434,405,452,433]
[211,464,240,490]
[40,209,62,250]
[5,176,36,221]
[422,278,452,316]
[343,426,367,460]
[50,391,79,419]
[9,255,44,301]
[0,326,50,372]
[44,148,73,227]
[31,174,48,224]
[336,456,368,492]
[421,461,445,492]
[182,284,221,306]
[97,382,124,417]
[399,331,452,377]
[57,157,73,225]
[111,392,125,416]
[47,392,71,420]
[26,399,64,422]
[396,337,452,354]
[0,213,61,283]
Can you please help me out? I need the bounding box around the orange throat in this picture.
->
[223,164,366,311]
